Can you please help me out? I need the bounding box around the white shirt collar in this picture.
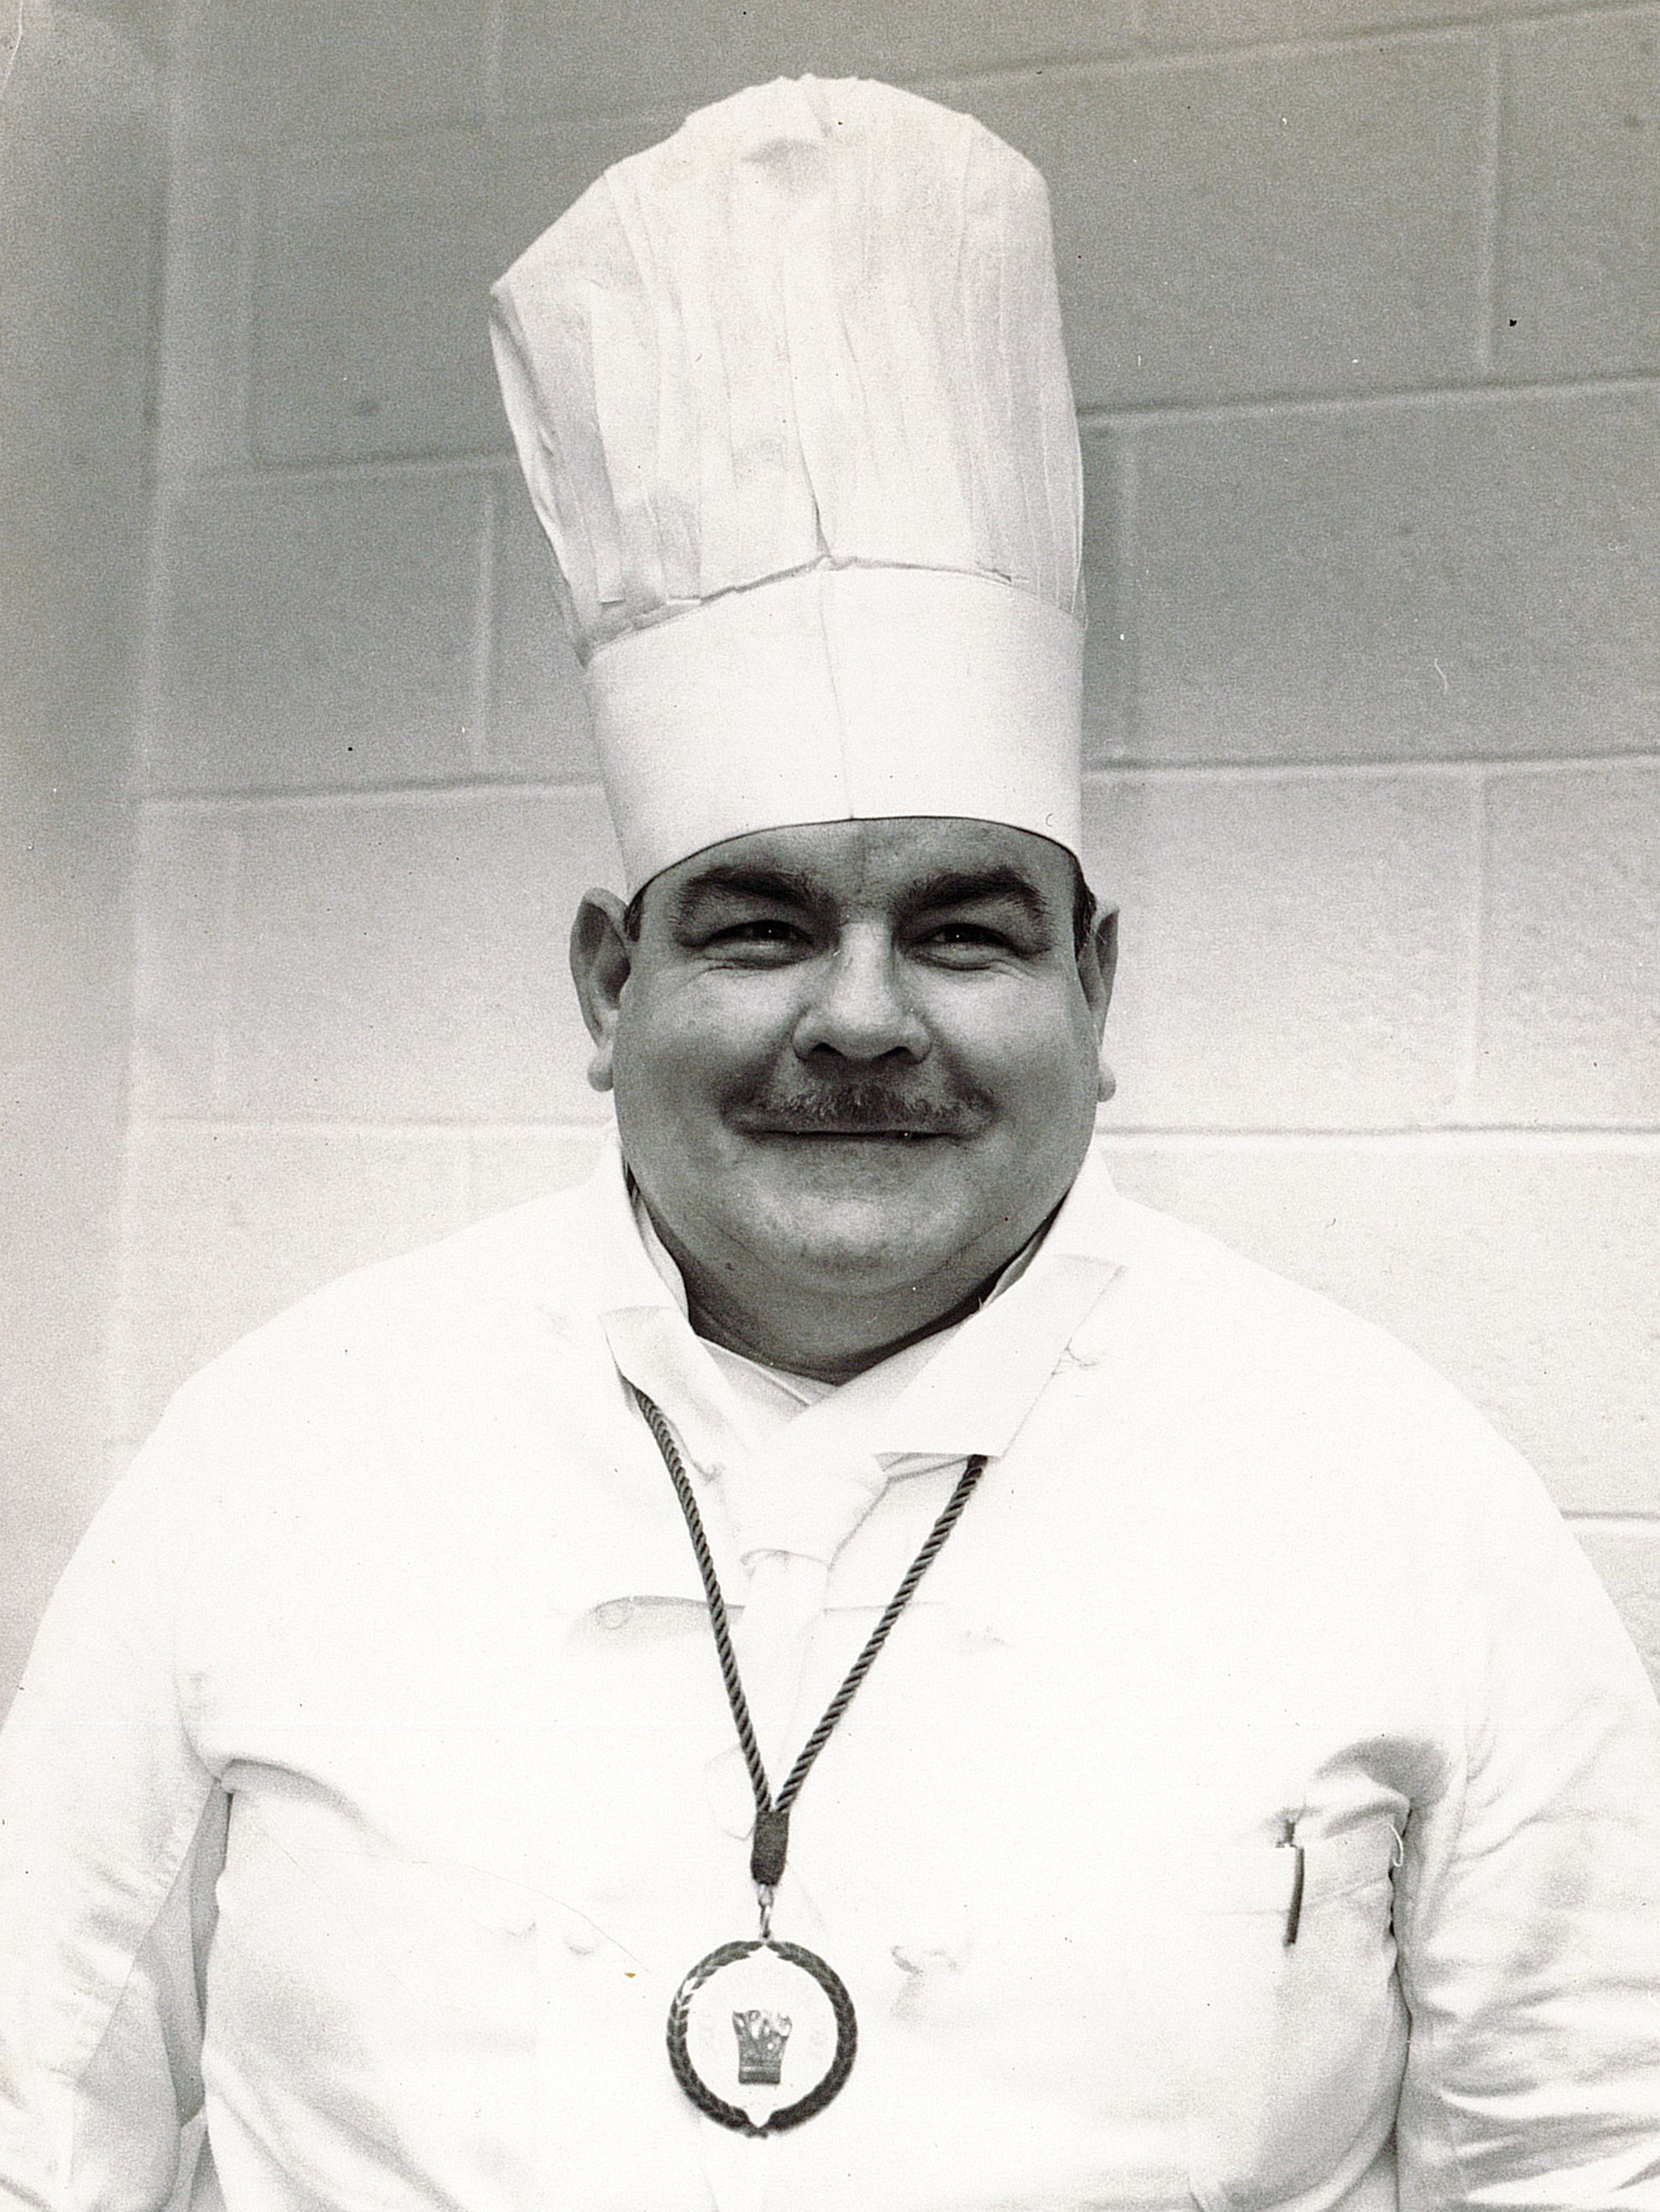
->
[570,1130,1129,1488]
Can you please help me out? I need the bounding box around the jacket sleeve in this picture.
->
[1393,1431,1660,2210]
[0,1413,226,2212]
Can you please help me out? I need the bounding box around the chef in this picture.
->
[2,73,1658,2212]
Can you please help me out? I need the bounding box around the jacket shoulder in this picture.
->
[156,1175,607,1434]
[1082,1186,1547,1510]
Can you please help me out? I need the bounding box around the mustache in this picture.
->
[727,1075,994,1137]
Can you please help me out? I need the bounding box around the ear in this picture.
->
[568,889,634,1093]
[1081,906,1119,1103]
[1078,904,1118,1035]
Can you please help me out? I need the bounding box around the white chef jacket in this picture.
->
[2,1140,1658,2212]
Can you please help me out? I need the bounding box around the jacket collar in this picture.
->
[503,1135,1140,1618]
[545,1128,1135,1471]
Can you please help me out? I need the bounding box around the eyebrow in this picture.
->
[672,864,821,917]
[899,867,1051,929]
[672,862,1054,929]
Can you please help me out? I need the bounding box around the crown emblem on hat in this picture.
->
[731,2007,792,2085]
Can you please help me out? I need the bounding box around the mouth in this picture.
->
[726,1080,994,1145]
[736,1124,963,1141]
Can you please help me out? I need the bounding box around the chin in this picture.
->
[743,1182,970,1290]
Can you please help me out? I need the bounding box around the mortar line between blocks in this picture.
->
[466,475,497,773]
[104,1103,155,1456]
[1078,370,1660,430]
[1092,1127,1660,1149]
[137,1115,612,1143]
[137,758,1660,809]
[132,438,175,803]
[920,17,1491,99]
[150,370,1660,488]
[452,1130,478,1231]
[1450,767,1487,1121]
[233,154,262,466]
[158,452,519,497]
[976,1,1657,77]
[1114,429,1141,763]
[208,817,244,1116]
[1086,755,1660,784]
[1472,29,1504,378]
[147,777,606,812]
[132,1117,1660,1149]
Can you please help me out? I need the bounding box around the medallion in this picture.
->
[667,1938,857,2135]
[635,1386,984,2133]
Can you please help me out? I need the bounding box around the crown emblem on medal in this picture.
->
[732,2009,792,2085]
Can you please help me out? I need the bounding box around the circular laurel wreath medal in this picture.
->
[633,1388,988,2136]
[667,1937,857,2136]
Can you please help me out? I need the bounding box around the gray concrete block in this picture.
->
[467,1127,607,1220]
[489,113,689,278]
[151,472,488,791]
[486,475,597,779]
[1081,424,1135,764]
[1476,765,1660,1126]
[965,36,1489,409]
[216,788,620,1123]
[2,468,148,752]
[0,8,159,468]
[155,155,253,475]
[171,0,493,143]
[1143,0,1489,43]
[1131,387,1660,762]
[1497,9,1660,378]
[497,0,1137,122]
[253,130,499,462]
[110,1122,472,1443]
[1084,766,1475,1128]
[129,807,234,1116]
[1104,1134,1660,1517]
[1569,1521,1660,1691]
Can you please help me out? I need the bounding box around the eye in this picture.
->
[705,915,812,955]
[718,917,798,941]
[924,922,1003,944]
[913,919,1019,959]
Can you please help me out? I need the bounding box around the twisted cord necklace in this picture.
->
[632,1383,988,2135]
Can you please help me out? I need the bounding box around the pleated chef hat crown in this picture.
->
[490,76,1085,892]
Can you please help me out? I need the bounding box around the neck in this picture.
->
[635,1197,1051,1387]
[681,1267,1006,1387]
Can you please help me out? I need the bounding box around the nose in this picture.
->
[791,927,930,1064]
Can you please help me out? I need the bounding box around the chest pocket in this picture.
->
[1188,1817,1408,2212]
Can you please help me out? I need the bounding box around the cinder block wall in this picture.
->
[110,3,1658,1679]
[1,0,166,1702]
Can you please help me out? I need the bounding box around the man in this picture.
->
[2,75,1658,2212]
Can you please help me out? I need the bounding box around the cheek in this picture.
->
[612,981,791,1115]
[928,992,1100,1115]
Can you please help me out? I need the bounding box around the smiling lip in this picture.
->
[731,1114,984,1140]
[739,1124,964,1139]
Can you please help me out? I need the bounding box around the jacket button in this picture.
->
[892,1938,966,1976]
[594,1599,636,1630]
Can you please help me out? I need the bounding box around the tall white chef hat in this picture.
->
[490,76,1085,893]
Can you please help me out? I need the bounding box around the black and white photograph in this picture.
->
[2,2,1658,2206]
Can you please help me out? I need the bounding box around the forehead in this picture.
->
[650,816,1078,912]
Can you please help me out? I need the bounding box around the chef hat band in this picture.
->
[490,75,1086,892]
